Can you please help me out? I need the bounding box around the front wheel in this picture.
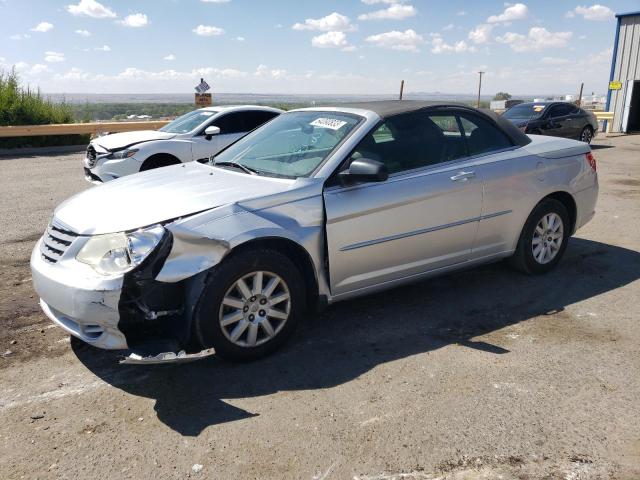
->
[580,126,594,144]
[509,198,570,275]
[193,249,305,361]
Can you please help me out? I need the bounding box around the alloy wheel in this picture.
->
[218,271,291,348]
[532,213,564,264]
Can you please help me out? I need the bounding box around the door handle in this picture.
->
[450,171,476,182]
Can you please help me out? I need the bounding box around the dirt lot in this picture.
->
[0,136,639,479]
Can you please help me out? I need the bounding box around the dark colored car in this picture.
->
[503,102,598,144]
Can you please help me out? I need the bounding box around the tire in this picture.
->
[140,154,181,172]
[580,126,594,144]
[509,198,570,275]
[193,248,305,361]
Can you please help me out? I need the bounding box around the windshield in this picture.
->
[503,104,547,121]
[211,111,362,178]
[159,110,218,134]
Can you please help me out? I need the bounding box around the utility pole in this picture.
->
[577,82,584,106]
[399,80,405,100]
[476,71,485,108]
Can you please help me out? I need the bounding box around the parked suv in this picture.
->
[32,101,598,364]
[83,105,282,183]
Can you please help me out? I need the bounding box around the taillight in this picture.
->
[586,152,596,172]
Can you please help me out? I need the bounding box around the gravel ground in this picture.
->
[0,136,639,480]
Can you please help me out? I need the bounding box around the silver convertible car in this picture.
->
[31,101,598,363]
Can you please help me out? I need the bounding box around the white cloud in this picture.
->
[10,34,31,40]
[164,54,176,61]
[487,3,529,23]
[236,36,245,41]
[468,24,494,44]
[254,64,287,79]
[430,34,475,54]
[496,27,573,52]
[30,64,50,74]
[193,25,225,36]
[358,4,417,21]
[311,31,348,48]
[75,29,91,36]
[442,23,454,31]
[541,57,570,65]
[120,13,148,28]
[292,12,355,32]
[44,51,65,63]
[66,0,116,18]
[201,0,230,2]
[31,22,53,33]
[566,5,614,21]
[94,45,111,51]
[366,29,424,52]
[361,0,402,4]
[12,62,51,76]
[456,10,467,16]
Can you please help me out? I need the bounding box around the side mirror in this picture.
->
[338,158,388,185]
[204,126,221,140]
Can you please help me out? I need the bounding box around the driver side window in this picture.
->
[349,112,459,174]
[211,112,247,135]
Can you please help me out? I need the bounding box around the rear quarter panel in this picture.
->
[473,137,596,257]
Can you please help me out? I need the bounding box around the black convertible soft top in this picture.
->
[336,100,531,147]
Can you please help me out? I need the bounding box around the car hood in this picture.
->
[93,130,176,152]
[54,163,295,235]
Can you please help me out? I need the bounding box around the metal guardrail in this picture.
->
[593,111,614,133]
[0,113,618,138]
[593,111,614,120]
[0,121,170,138]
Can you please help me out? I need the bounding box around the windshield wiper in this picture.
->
[211,160,258,175]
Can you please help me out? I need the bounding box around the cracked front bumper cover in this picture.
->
[31,239,128,350]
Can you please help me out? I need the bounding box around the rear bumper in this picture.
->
[30,239,128,349]
[574,181,599,231]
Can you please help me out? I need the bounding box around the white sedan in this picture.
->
[83,105,282,183]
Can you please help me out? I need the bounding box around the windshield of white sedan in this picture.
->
[211,111,361,178]
[503,104,546,121]
[159,110,218,134]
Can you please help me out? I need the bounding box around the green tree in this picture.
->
[493,92,512,101]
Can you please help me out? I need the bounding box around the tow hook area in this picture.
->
[120,348,215,365]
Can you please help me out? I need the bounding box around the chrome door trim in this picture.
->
[339,210,512,252]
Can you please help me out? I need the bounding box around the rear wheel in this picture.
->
[509,198,570,275]
[580,126,594,144]
[193,249,305,361]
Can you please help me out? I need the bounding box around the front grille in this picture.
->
[40,222,79,264]
[86,145,97,168]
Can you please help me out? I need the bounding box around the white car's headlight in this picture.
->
[108,148,139,160]
[76,225,165,275]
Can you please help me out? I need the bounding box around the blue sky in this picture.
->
[0,0,637,95]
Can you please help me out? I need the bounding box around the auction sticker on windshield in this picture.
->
[310,118,348,130]
[533,105,545,112]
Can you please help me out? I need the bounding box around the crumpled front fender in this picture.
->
[156,199,325,286]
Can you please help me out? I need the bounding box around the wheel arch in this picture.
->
[541,191,577,234]
[140,153,182,171]
[228,236,320,311]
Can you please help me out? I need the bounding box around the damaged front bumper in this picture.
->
[31,234,211,363]
[31,238,128,349]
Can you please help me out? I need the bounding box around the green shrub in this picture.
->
[0,67,89,148]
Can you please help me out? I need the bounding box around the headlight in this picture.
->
[108,148,139,160]
[76,225,165,275]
